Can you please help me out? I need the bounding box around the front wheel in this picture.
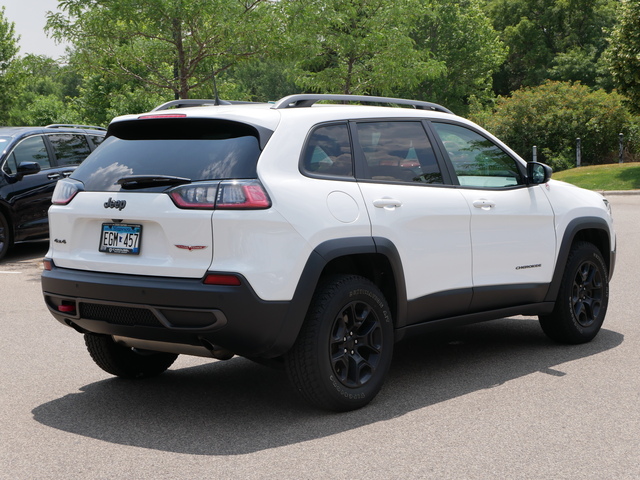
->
[285,274,394,411]
[84,333,178,378]
[0,212,10,260]
[539,242,609,344]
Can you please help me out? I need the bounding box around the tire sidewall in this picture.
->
[562,243,609,340]
[310,277,394,409]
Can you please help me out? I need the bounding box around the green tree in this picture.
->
[5,54,82,125]
[485,0,617,94]
[0,7,20,123]
[470,81,637,171]
[47,0,278,99]
[603,0,640,113]
[408,0,506,113]
[283,0,445,95]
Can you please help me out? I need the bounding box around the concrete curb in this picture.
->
[597,190,640,196]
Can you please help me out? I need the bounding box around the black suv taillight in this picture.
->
[168,180,271,210]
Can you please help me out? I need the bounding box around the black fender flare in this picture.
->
[269,236,407,356]
[544,216,613,303]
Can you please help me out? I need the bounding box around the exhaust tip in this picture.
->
[200,338,234,360]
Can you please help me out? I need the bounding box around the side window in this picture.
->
[89,135,105,148]
[48,134,92,166]
[355,121,443,184]
[7,136,51,172]
[432,123,523,188]
[302,123,353,177]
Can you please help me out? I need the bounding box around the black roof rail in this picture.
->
[45,124,107,131]
[271,94,454,114]
[152,99,260,111]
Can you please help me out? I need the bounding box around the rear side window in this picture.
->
[72,119,264,191]
[49,134,92,166]
[355,121,443,184]
[302,123,353,177]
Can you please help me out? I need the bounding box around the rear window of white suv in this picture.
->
[72,118,264,191]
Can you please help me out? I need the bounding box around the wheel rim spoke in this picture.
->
[571,260,603,327]
[330,300,382,388]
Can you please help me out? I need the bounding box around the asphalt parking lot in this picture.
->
[1,194,638,479]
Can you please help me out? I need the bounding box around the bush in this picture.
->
[469,81,639,171]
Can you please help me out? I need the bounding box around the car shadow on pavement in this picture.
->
[32,317,623,455]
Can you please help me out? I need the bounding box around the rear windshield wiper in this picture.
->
[117,175,192,189]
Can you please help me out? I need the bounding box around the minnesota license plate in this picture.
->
[99,223,142,255]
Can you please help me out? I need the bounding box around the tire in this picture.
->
[84,333,178,378]
[285,274,394,411]
[539,241,609,344]
[0,212,10,261]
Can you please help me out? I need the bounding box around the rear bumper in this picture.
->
[41,264,293,358]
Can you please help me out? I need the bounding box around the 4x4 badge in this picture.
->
[175,244,207,251]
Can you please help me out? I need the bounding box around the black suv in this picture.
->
[0,124,106,259]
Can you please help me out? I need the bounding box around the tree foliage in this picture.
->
[0,6,20,123]
[47,0,278,99]
[485,0,617,93]
[283,0,445,95]
[408,0,506,113]
[603,0,640,113]
[470,81,637,170]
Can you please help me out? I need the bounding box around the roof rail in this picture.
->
[271,94,453,114]
[46,124,107,131]
[152,99,260,111]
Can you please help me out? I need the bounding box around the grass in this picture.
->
[552,162,640,191]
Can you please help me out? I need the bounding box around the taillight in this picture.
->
[216,180,271,209]
[52,179,84,205]
[203,273,242,286]
[168,180,271,210]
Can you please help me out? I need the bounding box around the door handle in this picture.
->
[472,199,496,210]
[373,197,402,209]
[47,173,61,180]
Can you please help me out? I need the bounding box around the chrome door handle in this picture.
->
[47,173,61,180]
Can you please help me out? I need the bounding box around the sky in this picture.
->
[3,0,69,58]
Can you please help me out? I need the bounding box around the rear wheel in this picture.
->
[0,212,10,260]
[539,242,609,344]
[84,333,178,378]
[285,274,394,411]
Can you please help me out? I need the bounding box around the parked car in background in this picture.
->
[0,124,106,260]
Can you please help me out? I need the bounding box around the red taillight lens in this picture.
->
[52,179,83,205]
[168,180,271,210]
[216,181,271,209]
[203,274,242,286]
[43,258,54,271]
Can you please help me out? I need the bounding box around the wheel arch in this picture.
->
[271,237,407,356]
[544,216,613,303]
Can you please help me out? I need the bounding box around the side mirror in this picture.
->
[527,162,552,185]
[16,161,41,177]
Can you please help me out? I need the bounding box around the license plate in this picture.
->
[99,223,142,255]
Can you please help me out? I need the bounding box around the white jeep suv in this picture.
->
[41,94,616,411]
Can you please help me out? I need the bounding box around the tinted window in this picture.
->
[49,134,92,166]
[432,123,523,188]
[6,136,51,173]
[73,119,263,191]
[355,121,443,184]
[89,135,105,147]
[302,123,353,177]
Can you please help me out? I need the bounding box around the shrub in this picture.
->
[469,81,639,171]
